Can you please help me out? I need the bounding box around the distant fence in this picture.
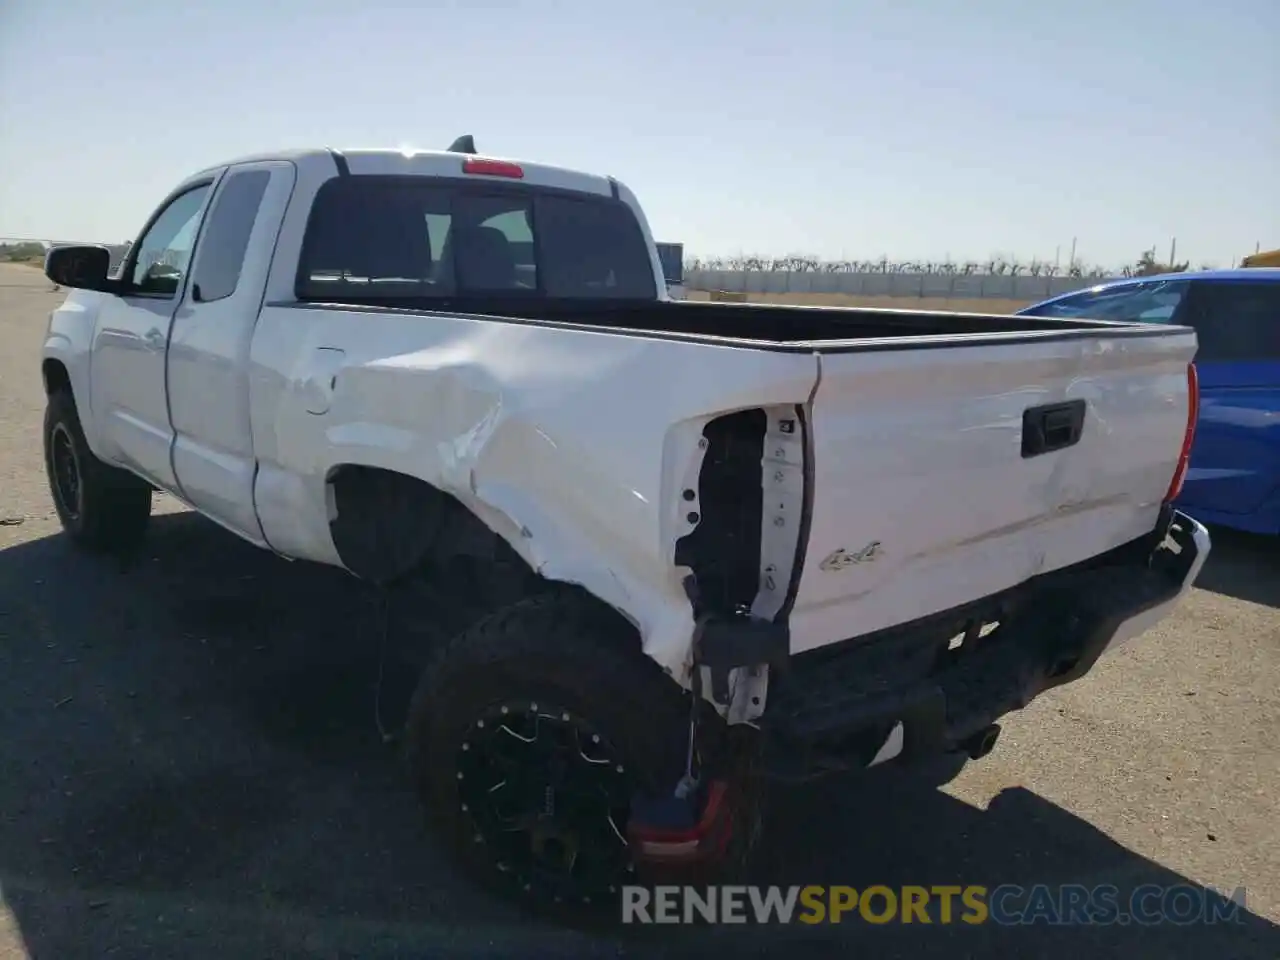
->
[684,270,1120,302]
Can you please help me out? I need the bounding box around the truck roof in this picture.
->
[191,146,619,198]
[1069,267,1280,289]
[1023,267,1280,312]
[1105,267,1280,284]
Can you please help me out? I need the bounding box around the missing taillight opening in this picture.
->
[1164,363,1199,503]
[462,157,524,179]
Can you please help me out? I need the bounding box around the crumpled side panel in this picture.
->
[248,306,819,687]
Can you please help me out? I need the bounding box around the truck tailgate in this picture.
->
[787,328,1198,655]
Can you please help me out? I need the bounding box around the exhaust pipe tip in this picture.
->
[965,724,1001,760]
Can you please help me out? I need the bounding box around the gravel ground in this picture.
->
[1,262,1276,959]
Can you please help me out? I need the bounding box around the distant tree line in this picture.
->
[1132,247,1191,276]
[0,240,132,266]
[686,249,1212,279]
[0,241,46,262]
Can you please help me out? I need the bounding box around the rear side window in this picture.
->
[1026,280,1189,323]
[1186,281,1280,360]
[192,170,271,302]
[296,177,658,301]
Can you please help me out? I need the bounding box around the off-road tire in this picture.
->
[43,389,152,553]
[403,587,765,920]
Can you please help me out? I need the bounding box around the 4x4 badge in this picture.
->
[820,542,882,571]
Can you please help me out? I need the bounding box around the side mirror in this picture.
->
[45,244,116,292]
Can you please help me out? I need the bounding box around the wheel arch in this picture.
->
[321,460,692,680]
[324,461,535,584]
[42,357,73,397]
[41,349,104,461]
[41,328,100,460]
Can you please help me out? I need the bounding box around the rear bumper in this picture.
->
[759,510,1211,781]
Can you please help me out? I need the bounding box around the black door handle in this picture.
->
[1022,399,1087,458]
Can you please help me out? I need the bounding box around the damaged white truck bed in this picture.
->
[40,139,1210,914]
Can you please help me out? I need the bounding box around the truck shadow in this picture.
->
[0,511,1274,959]
[1190,523,1280,608]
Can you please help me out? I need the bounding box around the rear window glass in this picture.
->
[1188,281,1280,360]
[297,177,658,301]
[1026,280,1190,323]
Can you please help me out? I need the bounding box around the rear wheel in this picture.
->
[403,589,763,918]
[43,390,152,553]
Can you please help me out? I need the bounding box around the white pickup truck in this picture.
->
[40,137,1209,914]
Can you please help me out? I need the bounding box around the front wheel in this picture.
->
[403,590,760,918]
[43,390,152,553]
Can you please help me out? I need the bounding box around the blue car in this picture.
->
[1018,269,1280,535]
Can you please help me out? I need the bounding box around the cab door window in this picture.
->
[128,185,212,296]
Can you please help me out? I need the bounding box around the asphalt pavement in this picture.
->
[1,263,1276,958]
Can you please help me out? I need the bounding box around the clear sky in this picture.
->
[1,0,1276,269]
